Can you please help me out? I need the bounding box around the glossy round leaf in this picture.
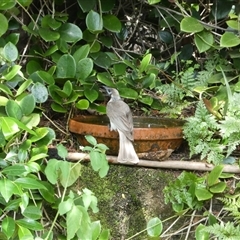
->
[147,217,162,237]
[76,58,93,80]
[84,88,98,103]
[93,52,112,69]
[102,0,115,11]
[194,31,214,53]
[0,13,8,36]
[195,224,209,240]
[51,103,67,113]
[19,94,36,115]
[26,60,42,75]
[41,15,61,29]
[73,44,90,63]
[180,17,204,33]
[3,65,22,80]
[158,30,173,44]
[220,32,240,47]
[35,70,55,85]
[97,72,115,87]
[31,82,48,103]
[118,88,138,99]
[39,27,60,42]
[18,0,32,6]
[103,15,121,33]
[6,100,23,120]
[0,0,15,9]
[15,218,43,231]
[77,0,96,12]
[56,54,76,78]
[63,80,72,96]
[35,128,56,146]
[76,99,89,110]
[58,23,82,43]
[3,42,18,62]
[86,10,103,33]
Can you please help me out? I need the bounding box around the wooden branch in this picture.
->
[67,152,240,173]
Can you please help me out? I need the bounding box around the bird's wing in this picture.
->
[107,100,134,141]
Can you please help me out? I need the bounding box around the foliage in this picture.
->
[183,92,240,164]
[164,165,227,212]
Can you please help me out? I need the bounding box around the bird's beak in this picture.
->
[100,86,111,96]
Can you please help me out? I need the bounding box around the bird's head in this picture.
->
[102,86,121,100]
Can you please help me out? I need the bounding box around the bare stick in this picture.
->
[67,152,240,173]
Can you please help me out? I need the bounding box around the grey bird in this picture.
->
[103,87,139,164]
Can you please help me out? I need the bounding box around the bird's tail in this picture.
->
[117,131,139,164]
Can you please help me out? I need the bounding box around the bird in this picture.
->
[103,87,139,164]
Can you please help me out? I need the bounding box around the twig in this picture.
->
[67,152,240,173]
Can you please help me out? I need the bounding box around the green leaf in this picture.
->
[2,165,26,176]
[0,179,16,202]
[94,52,112,69]
[220,32,240,47]
[16,79,32,97]
[158,30,173,44]
[97,72,115,87]
[2,216,15,239]
[147,217,163,237]
[51,103,67,113]
[139,95,153,106]
[195,224,209,240]
[56,54,76,78]
[35,70,55,85]
[3,65,22,80]
[91,221,101,240]
[17,0,32,7]
[85,135,97,146]
[195,188,213,201]
[209,182,226,193]
[22,206,42,220]
[3,42,18,62]
[194,31,214,53]
[35,128,55,146]
[99,229,110,240]
[17,226,33,240]
[5,100,23,120]
[76,99,89,110]
[0,117,19,140]
[148,0,161,4]
[57,144,68,159]
[39,27,60,42]
[73,44,91,63]
[15,177,47,190]
[0,96,8,106]
[84,88,98,103]
[63,80,72,96]
[31,82,48,103]
[139,53,152,73]
[118,88,138,99]
[0,0,16,10]
[90,151,103,171]
[103,15,121,33]
[76,58,93,80]
[59,23,82,42]
[86,10,103,33]
[59,198,74,215]
[19,94,36,115]
[207,165,224,186]
[180,17,204,33]
[44,159,60,185]
[16,218,43,231]
[0,83,13,96]
[77,0,96,12]
[98,159,109,178]
[39,181,55,203]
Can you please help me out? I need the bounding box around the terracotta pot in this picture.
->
[69,115,184,160]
